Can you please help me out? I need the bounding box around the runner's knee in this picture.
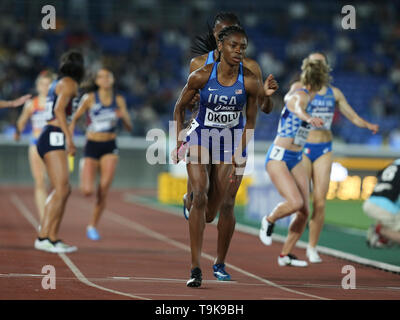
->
[55,183,71,200]
[192,191,208,211]
[219,198,235,217]
[313,198,326,215]
[81,186,94,197]
[288,196,304,213]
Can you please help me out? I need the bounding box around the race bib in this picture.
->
[204,108,240,128]
[293,121,310,147]
[186,119,200,136]
[49,132,64,146]
[269,145,284,161]
[93,120,113,132]
[312,112,333,130]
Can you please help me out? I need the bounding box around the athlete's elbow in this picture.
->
[260,101,273,114]
[260,105,272,114]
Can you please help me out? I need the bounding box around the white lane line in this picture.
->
[58,253,150,300]
[104,208,329,300]
[0,273,43,278]
[132,276,238,284]
[126,193,400,274]
[10,193,150,301]
[10,194,39,230]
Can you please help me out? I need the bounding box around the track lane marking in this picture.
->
[101,205,329,300]
[10,193,150,301]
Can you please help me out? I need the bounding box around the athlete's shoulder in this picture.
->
[330,85,341,95]
[290,81,303,91]
[242,65,257,81]
[80,92,95,105]
[243,57,260,70]
[289,87,309,101]
[190,54,208,73]
[57,76,78,94]
[115,94,126,105]
[188,63,213,88]
[58,76,77,86]
[243,57,262,79]
[242,66,259,95]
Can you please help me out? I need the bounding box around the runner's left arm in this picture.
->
[116,95,133,132]
[333,87,379,134]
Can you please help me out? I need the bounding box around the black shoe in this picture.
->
[186,267,202,288]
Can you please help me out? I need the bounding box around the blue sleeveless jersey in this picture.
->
[205,51,215,65]
[307,86,335,131]
[195,62,246,130]
[86,92,119,133]
[277,88,312,146]
[43,79,78,123]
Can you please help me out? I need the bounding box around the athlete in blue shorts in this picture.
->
[70,67,132,241]
[286,52,379,263]
[259,58,330,267]
[35,50,84,254]
[173,26,272,287]
[171,12,277,282]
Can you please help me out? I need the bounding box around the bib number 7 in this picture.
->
[270,145,284,161]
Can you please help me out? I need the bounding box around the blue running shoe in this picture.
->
[183,194,190,220]
[213,263,231,281]
[87,226,101,241]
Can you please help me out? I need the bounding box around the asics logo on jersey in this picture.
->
[214,105,236,111]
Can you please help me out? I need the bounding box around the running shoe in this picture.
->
[87,226,101,241]
[213,263,231,281]
[278,254,308,267]
[366,224,389,248]
[183,193,190,220]
[34,238,55,253]
[306,246,322,263]
[259,216,274,246]
[186,267,202,288]
[52,240,78,253]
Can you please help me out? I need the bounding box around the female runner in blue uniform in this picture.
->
[286,52,379,263]
[259,58,329,267]
[173,12,278,282]
[174,26,273,287]
[69,67,132,240]
[35,50,84,253]
[15,71,55,224]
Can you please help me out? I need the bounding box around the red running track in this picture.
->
[0,186,399,300]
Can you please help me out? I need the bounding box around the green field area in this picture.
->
[226,200,374,231]
[324,200,374,230]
